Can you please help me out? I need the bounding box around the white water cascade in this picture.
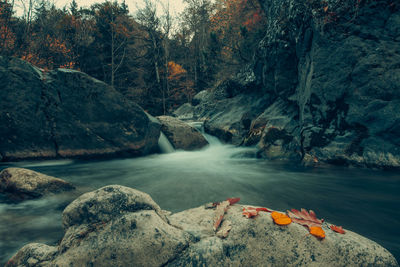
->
[187,121,221,146]
[158,132,175,153]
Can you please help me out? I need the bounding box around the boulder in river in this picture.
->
[0,56,160,161]
[157,116,208,150]
[0,167,74,201]
[6,185,398,266]
[173,103,195,120]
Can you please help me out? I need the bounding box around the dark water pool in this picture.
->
[0,142,399,265]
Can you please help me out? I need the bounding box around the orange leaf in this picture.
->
[309,226,325,239]
[330,225,345,234]
[323,6,329,12]
[271,211,292,226]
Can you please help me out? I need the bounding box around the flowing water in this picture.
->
[0,133,399,264]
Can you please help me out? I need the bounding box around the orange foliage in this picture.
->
[0,2,16,52]
[309,226,325,239]
[21,53,48,69]
[21,35,76,70]
[210,0,266,60]
[0,25,15,50]
[168,61,187,80]
[167,61,195,108]
[211,0,265,33]
[271,211,292,226]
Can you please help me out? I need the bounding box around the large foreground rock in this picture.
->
[0,57,160,161]
[6,186,398,266]
[157,116,208,150]
[0,168,74,201]
[184,0,400,168]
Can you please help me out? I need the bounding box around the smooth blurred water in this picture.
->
[0,140,399,265]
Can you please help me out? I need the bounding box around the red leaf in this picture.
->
[330,225,346,234]
[243,206,271,218]
[213,200,230,231]
[256,207,272,212]
[287,208,324,228]
[242,207,259,218]
[227,197,240,205]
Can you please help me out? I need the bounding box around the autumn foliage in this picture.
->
[271,211,292,226]
[0,0,267,115]
[210,0,266,62]
[168,61,195,107]
[0,0,15,54]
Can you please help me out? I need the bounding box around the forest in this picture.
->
[1,0,400,266]
[0,0,266,114]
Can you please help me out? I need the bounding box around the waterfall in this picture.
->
[187,121,222,146]
[158,132,175,153]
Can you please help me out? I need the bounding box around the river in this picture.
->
[0,133,399,264]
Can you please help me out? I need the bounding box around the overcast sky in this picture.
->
[57,0,186,16]
[15,0,187,17]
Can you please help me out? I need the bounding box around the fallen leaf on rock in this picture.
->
[256,207,272,212]
[287,208,324,228]
[242,207,272,218]
[227,197,240,205]
[271,211,292,226]
[330,225,345,234]
[309,226,325,239]
[243,207,259,218]
[287,208,325,240]
[216,220,232,238]
[214,200,230,231]
[213,198,240,232]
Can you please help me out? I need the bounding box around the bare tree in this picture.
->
[135,0,166,113]
[181,0,213,90]
[160,0,172,113]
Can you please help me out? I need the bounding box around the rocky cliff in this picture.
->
[0,56,160,161]
[176,0,400,168]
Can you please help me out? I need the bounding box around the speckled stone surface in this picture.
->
[6,186,399,267]
[0,167,74,200]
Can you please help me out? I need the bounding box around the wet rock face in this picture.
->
[186,0,400,168]
[157,116,209,150]
[0,168,74,201]
[6,186,398,267]
[0,57,160,161]
[190,88,270,145]
[252,0,400,168]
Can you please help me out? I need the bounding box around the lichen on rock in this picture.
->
[6,186,399,267]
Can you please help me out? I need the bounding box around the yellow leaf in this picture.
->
[271,211,292,226]
[309,226,325,239]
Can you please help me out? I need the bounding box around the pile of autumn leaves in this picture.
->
[211,198,345,239]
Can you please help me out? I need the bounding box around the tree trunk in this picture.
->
[111,13,115,88]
